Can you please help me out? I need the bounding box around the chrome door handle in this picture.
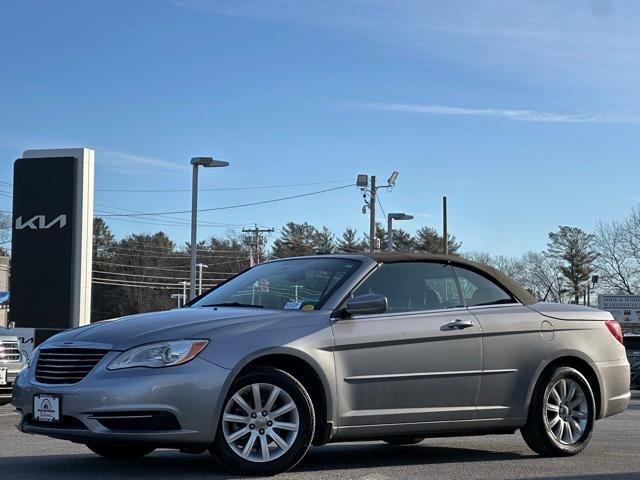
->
[444,319,475,330]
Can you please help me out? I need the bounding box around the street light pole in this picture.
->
[189,156,229,301]
[387,213,414,252]
[197,263,208,296]
[189,163,199,301]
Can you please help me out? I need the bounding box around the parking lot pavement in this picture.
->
[1,392,639,480]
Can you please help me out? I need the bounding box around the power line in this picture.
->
[92,260,236,274]
[95,203,252,228]
[93,270,228,281]
[376,195,387,220]
[95,179,353,193]
[98,184,354,217]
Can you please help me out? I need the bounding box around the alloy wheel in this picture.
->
[222,382,300,463]
[544,378,589,445]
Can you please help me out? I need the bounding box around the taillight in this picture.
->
[605,320,624,345]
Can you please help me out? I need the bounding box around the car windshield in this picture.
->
[192,257,361,311]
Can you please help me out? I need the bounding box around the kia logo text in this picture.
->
[15,214,67,230]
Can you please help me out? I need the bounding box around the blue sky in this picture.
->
[1,0,639,256]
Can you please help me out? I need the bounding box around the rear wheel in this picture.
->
[521,366,595,456]
[86,443,155,459]
[210,367,315,475]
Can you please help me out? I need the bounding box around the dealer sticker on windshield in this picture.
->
[33,394,61,423]
[283,301,303,310]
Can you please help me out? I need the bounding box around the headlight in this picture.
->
[108,339,209,370]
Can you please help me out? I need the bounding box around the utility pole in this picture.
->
[357,171,399,253]
[369,176,376,252]
[242,225,274,265]
[443,196,448,255]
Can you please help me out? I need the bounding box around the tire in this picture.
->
[86,443,155,459]
[521,366,595,457]
[210,367,315,476]
[383,437,423,446]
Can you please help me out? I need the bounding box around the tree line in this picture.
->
[3,205,640,320]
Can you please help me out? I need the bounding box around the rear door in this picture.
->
[453,266,537,421]
[331,261,483,429]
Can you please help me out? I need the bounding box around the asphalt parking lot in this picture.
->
[1,392,639,480]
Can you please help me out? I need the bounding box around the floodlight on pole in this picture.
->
[387,212,413,252]
[189,156,229,300]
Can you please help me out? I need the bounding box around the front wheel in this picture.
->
[86,443,155,458]
[521,366,595,456]
[210,367,315,475]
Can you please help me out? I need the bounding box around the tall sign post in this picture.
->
[10,148,94,347]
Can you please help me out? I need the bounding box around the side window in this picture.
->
[353,262,464,313]
[453,267,515,307]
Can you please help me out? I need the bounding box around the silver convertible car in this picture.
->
[12,254,630,475]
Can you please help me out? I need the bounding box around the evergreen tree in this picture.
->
[413,226,461,254]
[272,222,319,258]
[315,226,335,254]
[547,226,598,304]
[337,227,365,252]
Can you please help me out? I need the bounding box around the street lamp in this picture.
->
[197,263,209,296]
[190,156,229,300]
[387,212,413,252]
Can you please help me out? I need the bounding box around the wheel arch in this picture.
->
[525,353,603,419]
[218,348,335,445]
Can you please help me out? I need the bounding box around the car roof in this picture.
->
[272,252,538,306]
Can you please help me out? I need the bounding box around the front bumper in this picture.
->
[11,354,231,447]
[1,363,24,403]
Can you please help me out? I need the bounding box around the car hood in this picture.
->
[44,307,293,350]
[528,302,613,321]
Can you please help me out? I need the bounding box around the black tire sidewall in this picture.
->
[211,367,315,475]
[530,366,595,456]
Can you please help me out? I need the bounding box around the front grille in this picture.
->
[0,340,21,362]
[35,348,108,384]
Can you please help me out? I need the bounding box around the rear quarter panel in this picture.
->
[471,304,627,423]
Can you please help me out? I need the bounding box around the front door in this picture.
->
[331,261,483,429]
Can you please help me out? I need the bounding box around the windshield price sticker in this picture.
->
[284,301,303,310]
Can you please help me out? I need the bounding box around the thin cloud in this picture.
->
[100,150,184,173]
[171,1,640,112]
[342,102,638,124]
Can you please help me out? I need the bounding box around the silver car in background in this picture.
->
[12,254,630,475]
[1,329,26,405]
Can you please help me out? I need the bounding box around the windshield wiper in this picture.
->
[202,302,264,308]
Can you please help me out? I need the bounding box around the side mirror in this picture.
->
[345,293,387,316]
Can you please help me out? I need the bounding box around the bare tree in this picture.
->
[594,220,639,294]
[521,252,568,302]
[0,213,10,256]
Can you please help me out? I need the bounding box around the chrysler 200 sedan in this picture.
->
[12,253,630,475]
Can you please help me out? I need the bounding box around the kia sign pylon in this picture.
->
[10,148,94,344]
